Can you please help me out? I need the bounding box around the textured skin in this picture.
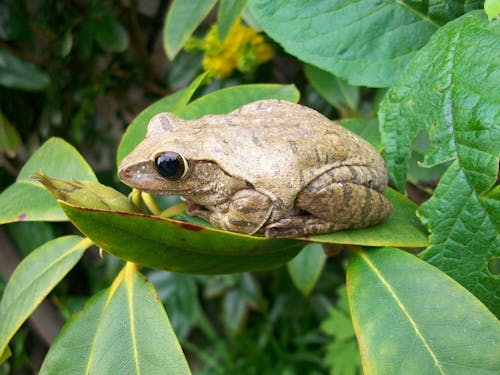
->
[119,100,392,237]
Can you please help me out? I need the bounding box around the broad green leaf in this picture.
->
[163,0,218,59]
[0,138,97,224]
[178,83,300,119]
[247,1,477,87]
[288,243,326,296]
[0,112,21,156]
[40,263,191,375]
[419,162,500,316]
[379,11,499,315]
[380,11,499,192]
[0,48,50,91]
[304,65,359,111]
[5,221,55,257]
[59,201,303,274]
[116,73,206,164]
[94,14,129,52]
[306,188,428,248]
[347,247,500,375]
[0,235,90,362]
[217,0,247,41]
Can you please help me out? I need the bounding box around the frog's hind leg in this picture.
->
[265,166,392,238]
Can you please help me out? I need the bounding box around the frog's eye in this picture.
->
[154,152,189,180]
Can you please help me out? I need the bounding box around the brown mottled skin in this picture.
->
[118,100,392,237]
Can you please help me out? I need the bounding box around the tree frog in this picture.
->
[118,100,392,237]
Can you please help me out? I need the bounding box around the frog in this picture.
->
[118,99,392,238]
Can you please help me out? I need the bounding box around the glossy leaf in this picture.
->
[178,83,300,119]
[0,138,97,224]
[40,263,191,375]
[0,48,50,91]
[0,236,90,362]
[218,0,247,41]
[116,73,206,164]
[379,11,499,314]
[306,188,428,248]
[59,201,303,274]
[247,1,478,87]
[347,247,500,375]
[288,243,326,296]
[163,0,218,59]
[304,65,359,111]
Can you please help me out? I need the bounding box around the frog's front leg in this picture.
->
[188,189,273,235]
[265,167,392,238]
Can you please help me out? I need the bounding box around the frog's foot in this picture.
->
[189,189,273,235]
[264,216,354,238]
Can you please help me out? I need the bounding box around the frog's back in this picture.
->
[176,100,386,208]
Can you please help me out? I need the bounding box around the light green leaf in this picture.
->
[163,0,218,59]
[0,48,50,91]
[178,83,300,119]
[116,73,206,164]
[379,11,499,315]
[40,263,191,375]
[217,0,247,41]
[247,0,476,87]
[340,118,381,152]
[347,247,500,375]
[419,161,500,316]
[0,235,90,362]
[485,0,500,20]
[0,138,97,224]
[380,11,499,192]
[304,64,359,110]
[288,243,326,296]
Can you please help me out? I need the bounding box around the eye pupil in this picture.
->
[154,152,187,180]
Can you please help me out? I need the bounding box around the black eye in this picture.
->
[154,152,189,180]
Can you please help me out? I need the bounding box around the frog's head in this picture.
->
[118,113,229,196]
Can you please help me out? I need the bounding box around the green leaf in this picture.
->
[0,138,97,224]
[304,65,359,110]
[40,263,191,375]
[0,235,89,362]
[306,188,428,248]
[347,247,500,375]
[0,112,21,156]
[288,243,326,296]
[485,0,500,20]
[163,0,218,59]
[94,14,129,52]
[0,48,50,91]
[379,11,499,315]
[380,11,499,192]
[340,118,381,152]
[418,162,500,316]
[217,0,247,41]
[116,74,207,164]
[247,0,470,87]
[59,201,303,274]
[223,289,248,335]
[178,83,300,119]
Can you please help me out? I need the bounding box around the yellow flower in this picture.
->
[187,19,275,79]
